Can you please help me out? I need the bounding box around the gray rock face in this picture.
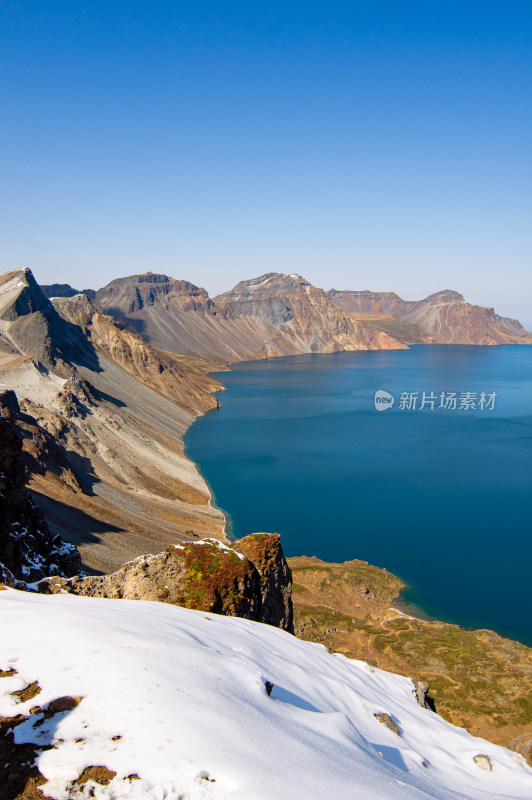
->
[0,268,54,322]
[105,272,173,287]
[0,391,81,584]
[95,274,217,317]
[39,535,294,632]
[215,272,381,352]
[0,268,99,375]
[7,311,56,371]
[412,679,436,712]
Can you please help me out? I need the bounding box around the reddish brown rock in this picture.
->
[235,533,294,633]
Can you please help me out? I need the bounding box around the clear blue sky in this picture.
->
[1,1,531,324]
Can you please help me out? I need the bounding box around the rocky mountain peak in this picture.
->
[219,272,312,300]
[0,268,81,374]
[0,268,53,322]
[94,273,212,319]
[104,272,173,288]
[423,289,466,304]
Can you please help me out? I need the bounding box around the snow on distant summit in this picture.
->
[1,589,531,800]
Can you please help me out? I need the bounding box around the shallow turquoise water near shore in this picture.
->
[185,345,532,646]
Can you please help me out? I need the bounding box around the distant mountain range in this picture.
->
[42,271,532,357]
[328,288,531,345]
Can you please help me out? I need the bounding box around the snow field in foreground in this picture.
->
[1,588,531,800]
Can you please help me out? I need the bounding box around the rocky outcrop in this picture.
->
[94,271,405,362]
[235,532,294,633]
[0,391,81,584]
[0,269,103,376]
[412,679,436,712]
[96,273,218,317]
[0,269,68,374]
[94,273,243,360]
[39,535,294,631]
[328,288,532,345]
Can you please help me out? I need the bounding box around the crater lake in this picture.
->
[185,344,532,645]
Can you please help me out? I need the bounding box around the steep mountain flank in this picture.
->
[328,288,532,345]
[0,391,80,584]
[95,272,273,361]
[94,271,405,361]
[0,268,226,574]
[215,272,405,355]
[51,292,221,413]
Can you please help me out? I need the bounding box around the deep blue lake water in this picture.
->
[185,345,532,646]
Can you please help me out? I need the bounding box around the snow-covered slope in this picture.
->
[1,589,531,800]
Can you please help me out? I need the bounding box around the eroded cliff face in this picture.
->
[328,288,532,345]
[215,273,405,355]
[0,269,227,575]
[0,391,80,584]
[94,271,405,361]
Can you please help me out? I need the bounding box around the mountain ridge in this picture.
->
[0,268,227,574]
[42,270,531,354]
[88,270,532,356]
[328,287,532,345]
[93,270,407,359]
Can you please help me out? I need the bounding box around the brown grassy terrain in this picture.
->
[289,555,532,764]
[348,313,435,344]
[163,350,228,376]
